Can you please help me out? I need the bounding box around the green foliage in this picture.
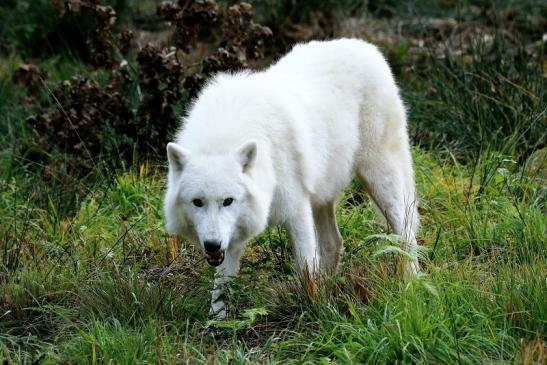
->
[207,306,268,330]
[0,0,139,58]
[407,35,546,159]
[1,146,545,363]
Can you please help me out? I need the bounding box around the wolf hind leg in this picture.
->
[356,149,420,277]
[313,200,343,273]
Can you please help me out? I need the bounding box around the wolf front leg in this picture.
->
[285,201,320,274]
[210,245,244,319]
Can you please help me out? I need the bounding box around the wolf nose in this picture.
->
[204,240,221,253]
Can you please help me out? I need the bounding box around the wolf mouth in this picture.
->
[206,251,225,267]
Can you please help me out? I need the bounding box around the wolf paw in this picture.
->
[403,261,420,280]
[210,301,227,320]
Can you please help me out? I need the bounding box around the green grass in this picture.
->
[0,148,545,363]
[1,2,546,363]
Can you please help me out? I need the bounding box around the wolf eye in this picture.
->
[192,199,204,207]
[223,198,234,207]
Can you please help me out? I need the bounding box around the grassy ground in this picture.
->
[1,146,545,363]
[1,2,546,364]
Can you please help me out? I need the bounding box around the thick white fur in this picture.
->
[164,39,419,318]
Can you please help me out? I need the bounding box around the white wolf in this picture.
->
[164,38,419,318]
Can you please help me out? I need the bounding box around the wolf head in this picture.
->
[164,140,261,266]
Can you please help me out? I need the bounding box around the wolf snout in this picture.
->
[204,240,222,253]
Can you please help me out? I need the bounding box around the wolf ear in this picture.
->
[167,142,189,172]
[236,140,257,173]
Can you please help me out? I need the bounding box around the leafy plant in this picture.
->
[206,306,268,330]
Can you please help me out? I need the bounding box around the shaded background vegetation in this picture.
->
[0,0,545,363]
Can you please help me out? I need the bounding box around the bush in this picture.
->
[0,0,137,58]
[15,0,272,171]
